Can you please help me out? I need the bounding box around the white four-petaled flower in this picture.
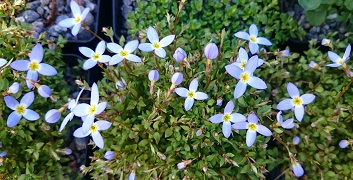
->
[209,101,246,138]
[232,47,264,70]
[73,120,112,149]
[10,44,57,89]
[138,26,175,58]
[326,44,351,68]
[276,111,295,129]
[107,40,141,65]
[232,112,272,147]
[225,55,267,99]
[4,91,39,127]
[175,78,208,111]
[79,41,111,70]
[276,82,315,122]
[234,24,272,54]
[73,83,107,133]
[58,0,90,36]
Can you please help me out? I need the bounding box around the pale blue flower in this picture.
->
[277,82,315,122]
[4,91,39,127]
[73,120,112,149]
[232,47,264,70]
[8,82,21,94]
[148,70,159,82]
[234,24,272,54]
[292,136,301,145]
[45,109,61,123]
[0,58,7,67]
[327,44,351,67]
[225,55,267,99]
[64,148,72,155]
[10,44,57,89]
[216,99,223,106]
[0,151,7,157]
[276,111,295,129]
[79,41,111,70]
[278,49,290,58]
[37,84,52,98]
[107,40,141,65]
[59,86,85,132]
[58,0,90,36]
[175,78,208,111]
[321,38,331,46]
[309,61,320,70]
[291,162,304,177]
[73,83,107,134]
[128,172,136,180]
[232,112,272,147]
[173,47,187,63]
[171,72,183,85]
[104,151,115,160]
[138,26,175,58]
[339,140,349,148]
[204,43,218,59]
[209,101,246,138]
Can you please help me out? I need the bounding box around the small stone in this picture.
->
[43,6,51,17]
[41,0,50,6]
[23,10,40,23]
[287,11,295,17]
[15,16,25,23]
[74,137,87,151]
[86,3,96,11]
[55,14,69,24]
[123,0,132,6]
[36,6,44,16]
[122,5,133,19]
[57,0,66,11]
[27,0,41,10]
[32,21,44,32]
[83,12,94,26]
[77,29,93,40]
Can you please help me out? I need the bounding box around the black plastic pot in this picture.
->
[112,0,125,41]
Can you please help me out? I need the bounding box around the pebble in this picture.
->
[55,14,70,24]
[27,0,41,10]
[123,0,132,6]
[40,0,50,6]
[36,6,44,16]
[23,10,40,23]
[84,12,94,26]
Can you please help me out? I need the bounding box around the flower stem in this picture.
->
[81,22,104,41]
[334,76,353,106]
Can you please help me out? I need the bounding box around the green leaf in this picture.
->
[344,0,353,10]
[298,0,321,10]
[138,139,149,147]
[165,128,173,138]
[305,10,327,26]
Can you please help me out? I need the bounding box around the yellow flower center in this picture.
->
[292,97,302,107]
[15,104,26,115]
[338,58,344,65]
[28,61,40,71]
[187,91,195,98]
[240,72,250,83]
[240,61,247,70]
[90,124,98,133]
[119,50,129,57]
[223,114,231,122]
[152,42,161,49]
[249,36,258,43]
[88,104,97,115]
[74,15,81,24]
[92,53,101,61]
[248,123,258,131]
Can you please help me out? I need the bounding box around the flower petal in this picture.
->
[294,105,305,122]
[194,92,208,100]
[277,99,294,110]
[138,43,153,52]
[175,87,188,97]
[73,127,90,138]
[287,82,300,98]
[209,114,223,124]
[0,58,7,67]
[281,118,295,129]
[222,122,232,138]
[301,94,315,105]
[277,111,283,123]
[92,132,104,149]
[29,44,44,62]
[90,83,99,105]
[70,0,81,17]
[109,54,124,65]
[249,42,259,54]
[125,40,139,53]
[59,112,74,132]
[95,120,112,130]
[230,113,246,123]
[232,121,248,130]
[326,63,341,67]
[73,103,90,117]
[38,85,52,98]
[160,35,175,47]
[107,43,123,53]
[26,70,38,89]
[79,47,95,58]
[257,37,272,46]
[247,113,258,124]
[225,64,242,79]
[10,60,30,71]
[4,96,19,110]
[249,24,258,37]
[82,115,95,134]
[23,109,40,121]
[234,31,249,40]
[189,78,199,91]
[83,59,97,70]
[248,77,267,89]
[81,8,90,20]
[96,102,107,115]
[224,101,234,114]
[344,44,351,60]
[38,63,57,76]
[328,51,340,63]
[147,26,159,42]
[244,55,259,74]
[20,91,34,107]
[246,130,257,147]
[234,82,247,99]
[257,125,272,136]
[99,55,111,63]
[58,18,75,28]
[155,48,166,58]
[184,98,194,111]
[292,163,304,177]
[7,111,22,127]
[95,41,106,55]
[126,54,142,63]
[71,24,81,36]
